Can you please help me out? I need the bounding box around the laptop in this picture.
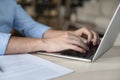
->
[38,3,120,62]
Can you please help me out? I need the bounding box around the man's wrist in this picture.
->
[43,29,72,38]
[38,39,47,52]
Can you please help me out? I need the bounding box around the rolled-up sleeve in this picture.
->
[0,33,11,55]
[13,2,51,38]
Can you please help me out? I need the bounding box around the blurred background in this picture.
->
[15,0,120,46]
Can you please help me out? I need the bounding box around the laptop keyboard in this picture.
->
[60,42,98,59]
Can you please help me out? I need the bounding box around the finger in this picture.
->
[68,36,89,51]
[81,37,87,44]
[66,32,89,50]
[81,28,93,43]
[77,39,89,51]
[91,31,98,45]
[91,30,100,45]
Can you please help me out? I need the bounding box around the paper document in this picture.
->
[0,54,73,80]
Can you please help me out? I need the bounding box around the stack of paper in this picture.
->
[0,54,73,80]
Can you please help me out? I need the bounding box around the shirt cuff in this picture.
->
[0,33,11,56]
[24,22,51,38]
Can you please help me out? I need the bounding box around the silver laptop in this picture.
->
[38,3,120,62]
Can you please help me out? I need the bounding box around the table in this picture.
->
[34,46,120,80]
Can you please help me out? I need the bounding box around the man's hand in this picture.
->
[42,27,100,53]
[73,27,100,45]
[42,32,89,53]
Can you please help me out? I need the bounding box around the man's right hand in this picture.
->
[41,31,89,53]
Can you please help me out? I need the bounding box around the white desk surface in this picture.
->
[34,46,120,80]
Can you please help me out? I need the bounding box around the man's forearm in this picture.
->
[43,29,69,38]
[5,30,69,55]
[5,37,45,54]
